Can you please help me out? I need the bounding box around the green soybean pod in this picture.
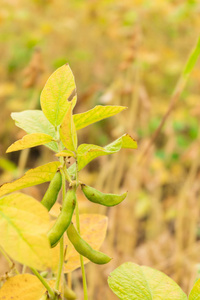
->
[67,222,112,265]
[81,184,127,207]
[41,171,62,211]
[48,187,76,248]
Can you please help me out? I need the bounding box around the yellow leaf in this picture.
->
[0,274,55,300]
[50,214,108,273]
[6,133,53,153]
[59,100,77,152]
[40,64,76,126]
[0,161,60,198]
[73,105,127,130]
[0,193,52,270]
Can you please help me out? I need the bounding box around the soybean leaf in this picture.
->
[0,193,52,270]
[108,262,187,300]
[50,214,108,273]
[76,134,137,170]
[188,278,200,300]
[0,161,60,197]
[0,274,56,300]
[11,110,58,152]
[40,64,76,126]
[0,274,45,300]
[59,99,77,152]
[6,133,53,153]
[73,105,127,130]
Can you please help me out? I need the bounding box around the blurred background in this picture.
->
[1,0,200,299]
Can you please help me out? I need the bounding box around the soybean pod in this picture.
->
[48,187,76,248]
[81,184,127,207]
[41,171,62,211]
[67,222,112,264]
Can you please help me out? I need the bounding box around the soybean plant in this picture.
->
[0,64,137,300]
[1,38,200,299]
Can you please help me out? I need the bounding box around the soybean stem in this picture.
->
[55,236,64,292]
[74,175,88,300]
[74,157,88,299]
[31,268,55,299]
[55,169,66,294]
[63,166,73,184]
[56,134,66,296]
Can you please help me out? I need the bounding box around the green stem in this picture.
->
[55,236,64,291]
[63,166,73,184]
[75,190,88,300]
[73,159,88,299]
[31,268,55,299]
[55,169,66,293]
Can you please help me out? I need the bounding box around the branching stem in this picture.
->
[31,268,55,299]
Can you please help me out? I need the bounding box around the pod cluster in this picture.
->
[45,171,127,265]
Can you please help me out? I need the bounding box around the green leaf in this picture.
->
[108,262,187,300]
[11,110,59,152]
[40,64,76,126]
[0,161,60,197]
[77,134,137,170]
[188,278,200,300]
[59,99,77,152]
[73,105,127,130]
[6,133,53,153]
[183,37,200,76]
[0,193,52,270]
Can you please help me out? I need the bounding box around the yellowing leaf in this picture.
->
[0,274,56,300]
[11,110,58,152]
[189,278,200,300]
[108,262,187,300]
[51,214,108,273]
[0,274,45,300]
[0,161,60,198]
[0,193,52,270]
[77,134,137,170]
[59,100,77,152]
[40,64,76,126]
[6,133,53,153]
[73,105,127,130]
